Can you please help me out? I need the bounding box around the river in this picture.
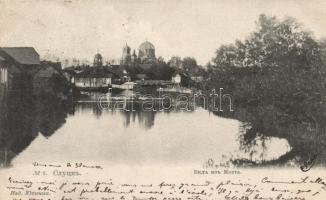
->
[0,90,299,168]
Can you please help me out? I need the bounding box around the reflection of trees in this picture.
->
[0,85,72,167]
[122,108,156,129]
[238,123,268,162]
[119,97,195,129]
[75,102,103,118]
[35,94,73,138]
[75,97,192,130]
[76,100,157,129]
[218,104,326,167]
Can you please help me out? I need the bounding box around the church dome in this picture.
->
[139,41,155,51]
[138,41,156,64]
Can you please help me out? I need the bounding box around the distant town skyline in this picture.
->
[1,0,326,66]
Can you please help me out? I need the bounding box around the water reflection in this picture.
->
[75,100,157,129]
[0,84,72,167]
[122,109,156,129]
[0,87,324,168]
[215,104,326,167]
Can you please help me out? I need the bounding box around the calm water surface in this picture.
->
[4,92,291,167]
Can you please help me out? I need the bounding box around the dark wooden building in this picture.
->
[0,47,40,96]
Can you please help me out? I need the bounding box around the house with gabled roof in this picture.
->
[33,61,68,94]
[73,67,118,90]
[0,47,40,65]
[0,47,40,92]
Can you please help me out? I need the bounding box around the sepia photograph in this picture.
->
[0,0,326,199]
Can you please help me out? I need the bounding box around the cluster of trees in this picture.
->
[208,14,325,113]
[126,56,206,81]
[206,14,326,164]
[168,56,206,76]
[124,60,175,80]
[65,55,207,82]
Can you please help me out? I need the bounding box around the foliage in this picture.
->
[168,56,182,69]
[207,14,326,163]
[147,62,175,80]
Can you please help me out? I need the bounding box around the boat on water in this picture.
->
[111,82,136,90]
[157,86,193,94]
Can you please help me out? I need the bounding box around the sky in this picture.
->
[0,0,326,66]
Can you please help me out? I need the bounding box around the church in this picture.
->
[69,41,159,89]
[120,41,157,66]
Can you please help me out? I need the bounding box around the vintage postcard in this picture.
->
[0,0,326,199]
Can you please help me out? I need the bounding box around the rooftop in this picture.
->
[74,67,115,78]
[139,41,155,51]
[1,47,40,65]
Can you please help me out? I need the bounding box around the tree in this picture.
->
[209,14,326,126]
[147,62,175,80]
[157,56,165,64]
[214,14,322,69]
[168,56,182,69]
[182,57,197,73]
[206,15,326,165]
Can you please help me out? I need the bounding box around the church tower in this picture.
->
[93,53,103,67]
[131,50,138,66]
[120,44,132,66]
